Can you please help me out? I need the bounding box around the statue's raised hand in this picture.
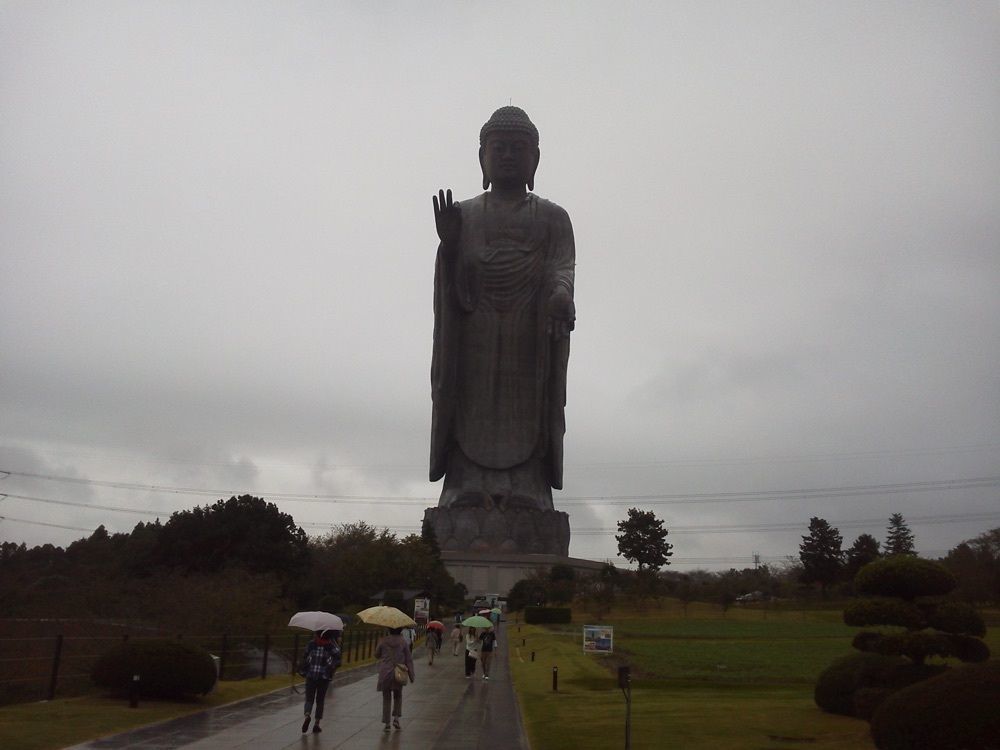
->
[433,189,461,252]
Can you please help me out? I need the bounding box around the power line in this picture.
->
[2,468,997,506]
[0,515,95,533]
[4,440,996,472]
[4,491,997,537]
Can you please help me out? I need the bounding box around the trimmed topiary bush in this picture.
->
[844,599,924,629]
[814,652,945,717]
[817,556,990,720]
[814,653,906,716]
[523,606,572,624]
[853,686,893,721]
[946,633,991,663]
[855,557,956,601]
[928,602,986,637]
[869,660,1000,750]
[92,639,217,698]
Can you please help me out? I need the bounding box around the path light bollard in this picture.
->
[261,634,270,679]
[531,651,535,662]
[219,634,229,681]
[47,634,64,701]
[552,666,558,692]
[522,638,525,646]
[129,674,140,708]
[618,665,632,750]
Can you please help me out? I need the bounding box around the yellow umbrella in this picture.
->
[356,605,417,629]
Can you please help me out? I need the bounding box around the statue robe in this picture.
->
[430,192,575,509]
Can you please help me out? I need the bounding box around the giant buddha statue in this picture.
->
[424,106,574,555]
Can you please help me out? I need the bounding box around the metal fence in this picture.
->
[0,625,392,707]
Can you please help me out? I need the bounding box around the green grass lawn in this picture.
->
[0,653,379,750]
[508,601,985,750]
[509,602,1000,749]
[0,675,297,750]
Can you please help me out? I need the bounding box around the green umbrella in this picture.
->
[461,615,493,629]
[490,607,502,614]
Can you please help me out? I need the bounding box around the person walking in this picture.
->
[479,627,497,680]
[464,627,481,678]
[427,628,441,665]
[375,627,415,732]
[450,625,463,656]
[299,629,341,734]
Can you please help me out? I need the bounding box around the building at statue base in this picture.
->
[423,505,606,596]
[440,550,606,598]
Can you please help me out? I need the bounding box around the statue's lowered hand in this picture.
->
[433,188,461,252]
[547,290,575,340]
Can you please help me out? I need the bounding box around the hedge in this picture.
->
[92,639,217,698]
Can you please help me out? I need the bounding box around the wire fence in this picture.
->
[0,620,397,707]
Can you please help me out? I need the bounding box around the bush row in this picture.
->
[92,640,217,698]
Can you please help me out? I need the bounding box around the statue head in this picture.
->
[479,106,540,192]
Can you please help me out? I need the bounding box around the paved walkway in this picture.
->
[66,635,528,750]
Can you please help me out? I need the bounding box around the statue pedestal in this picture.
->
[425,504,600,597]
[422,504,570,556]
[438,549,606,598]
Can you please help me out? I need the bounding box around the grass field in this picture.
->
[0,674,297,750]
[3,604,995,749]
[0,655,377,750]
[507,600,1000,750]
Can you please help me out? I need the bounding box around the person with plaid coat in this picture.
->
[299,629,341,734]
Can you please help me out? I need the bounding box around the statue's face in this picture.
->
[480,130,538,190]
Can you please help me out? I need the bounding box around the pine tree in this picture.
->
[884,512,916,556]
[615,508,673,572]
[799,517,844,596]
[845,533,881,580]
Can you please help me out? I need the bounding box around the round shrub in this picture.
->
[814,652,908,716]
[870,660,1000,750]
[844,599,924,630]
[855,557,956,601]
[853,630,883,652]
[853,686,893,721]
[92,639,217,698]
[870,632,956,664]
[928,602,986,637]
[946,634,990,663]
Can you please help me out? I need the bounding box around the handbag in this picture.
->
[393,662,409,685]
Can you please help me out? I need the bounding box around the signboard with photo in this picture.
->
[413,597,430,625]
[583,625,613,654]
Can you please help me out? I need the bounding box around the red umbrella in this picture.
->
[427,620,445,631]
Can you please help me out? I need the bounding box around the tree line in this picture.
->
[0,495,465,634]
[504,508,998,614]
[799,512,1000,601]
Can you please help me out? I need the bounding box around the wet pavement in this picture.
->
[65,635,528,750]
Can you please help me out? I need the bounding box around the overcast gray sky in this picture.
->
[2,1,998,570]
